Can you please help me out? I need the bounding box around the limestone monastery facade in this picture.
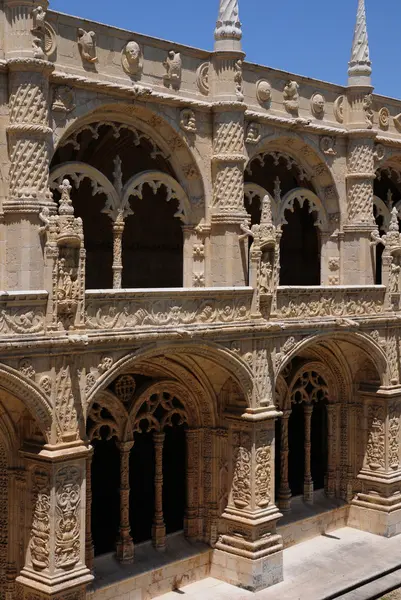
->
[0,0,401,598]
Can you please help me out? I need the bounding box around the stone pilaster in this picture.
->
[343,0,376,285]
[349,387,401,537]
[16,445,93,600]
[209,0,248,287]
[211,412,283,591]
[4,0,55,290]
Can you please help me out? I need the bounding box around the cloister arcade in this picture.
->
[49,115,345,292]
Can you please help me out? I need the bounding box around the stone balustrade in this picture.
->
[0,291,47,336]
[272,285,386,319]
[84,287,254,331]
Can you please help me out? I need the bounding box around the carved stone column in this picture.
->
[16,445,93,600]
[4,0,55,290]
[152,432,166,551]
[326,404,337,498]
[185,429,201,540]
[277,410,291,511]
[349,387,401,537]
[85,449,94,572]
[116,441,134,563]
[212,413,283,591]
[112,216,125,289]
[303,404,314,503]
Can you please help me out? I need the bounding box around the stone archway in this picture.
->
[274,332,385,513]
[85,342,253,566]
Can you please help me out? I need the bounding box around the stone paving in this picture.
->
[157,527,401,600]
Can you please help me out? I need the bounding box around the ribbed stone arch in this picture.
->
[0,364,53,442]
[246,132,340,217]
[52,105,206,222]
[86,342,254,421]
[276,332,386,391]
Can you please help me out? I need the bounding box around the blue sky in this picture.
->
[51,0,400,100]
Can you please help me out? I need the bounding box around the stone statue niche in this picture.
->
[41,179,86,331]
[241,193,278,317]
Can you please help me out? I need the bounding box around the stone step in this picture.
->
[323,566,401,600]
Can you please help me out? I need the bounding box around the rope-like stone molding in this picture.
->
[7,123,53,136]
[376,135,401,148]
[50,70,212,110]
[245,110,348,137]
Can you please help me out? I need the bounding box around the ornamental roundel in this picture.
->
[115,375,136,403]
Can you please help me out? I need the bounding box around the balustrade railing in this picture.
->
[272,285,386,319]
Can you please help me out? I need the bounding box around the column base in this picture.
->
[277,494,291,512]
[152,522,166,551]
[212,505,283,591]
[16,569,92,599]
[349,494,401,537]
[211,548,283,591]
[116,534,134,564]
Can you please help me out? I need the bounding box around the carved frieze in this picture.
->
[85,290,252,330]
[366,404,385,470]
[389,403,400,470]
[55,466,81,569]
[255,433,271,508]
[30,467,51,571]
[232,431,251,508]
[275,287,385,319]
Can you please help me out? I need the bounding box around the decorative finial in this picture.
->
[390,207,399,233]
[214,0,242,52]
[58,179,74,216]
[348,0,372,86]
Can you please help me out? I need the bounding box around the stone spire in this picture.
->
[348,0,372,86]
[214,0,242,52]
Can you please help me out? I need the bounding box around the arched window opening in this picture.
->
[91,436,120,556]
[276,366,329,511]
[245,151,323,287]
[123,186,183,288]
[130,430,155,544]
[51,122,186,290]
[373,200,387,285]
[130,389,188,550]
[87,403,121,556]
[280,199,321,286]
